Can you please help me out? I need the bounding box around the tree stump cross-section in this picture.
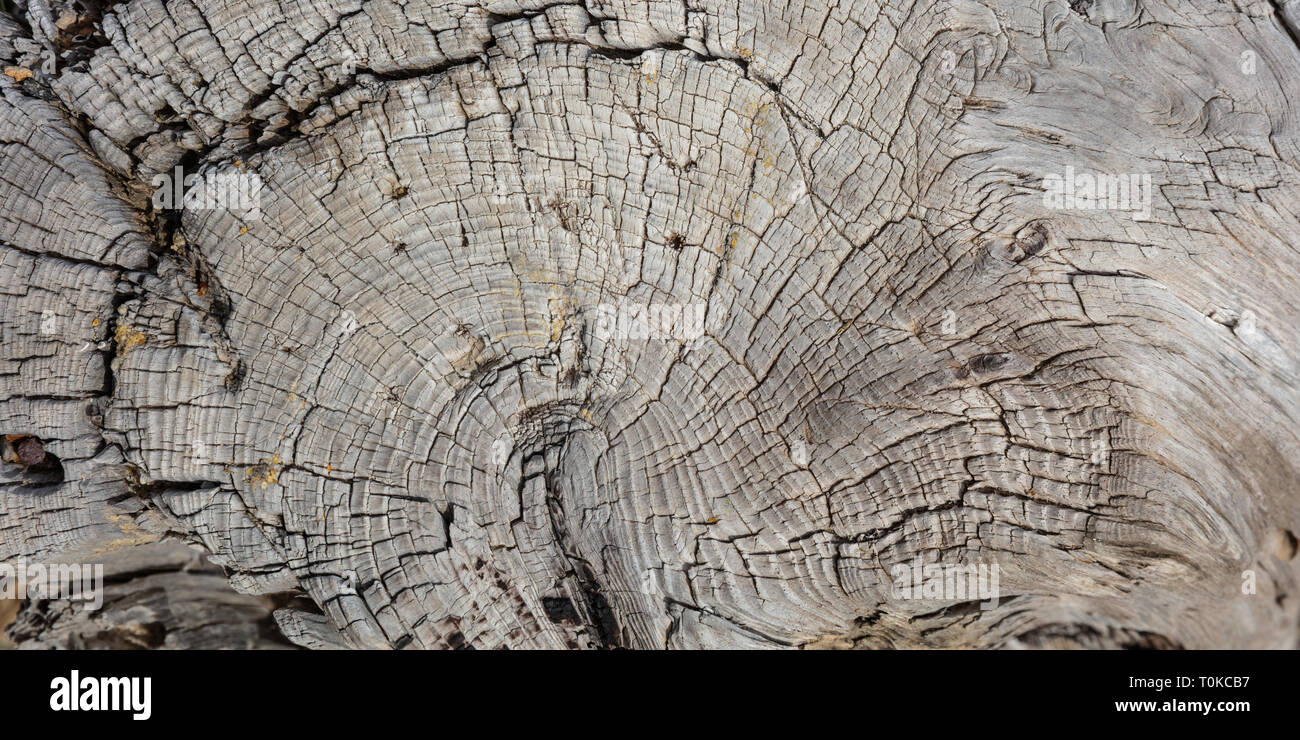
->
[1,0,1299,649]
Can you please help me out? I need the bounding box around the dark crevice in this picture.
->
[537,451,623,649]
[126,476,224,497]
[137,148,246,391]
[1268,0,1300,54]
[542,596,580,624]
[1014,622,1184,649]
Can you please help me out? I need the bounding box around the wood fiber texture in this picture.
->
[2,0,1299,649]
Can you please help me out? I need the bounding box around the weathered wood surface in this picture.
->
[1,0,1299,649]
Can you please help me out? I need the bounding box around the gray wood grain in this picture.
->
[2,0,1299,649]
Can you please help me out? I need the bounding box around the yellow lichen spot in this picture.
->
[546,295,576,344]
[3,66,32,82]
[244,454,282,488]
[238,226,249,235]
[96,512,159,552]
[804,634,854,650]
[705,516,719,525]
[115,324,147,355]
[93,535,157,554]
[91,318,99,327]
[579,407,594,422]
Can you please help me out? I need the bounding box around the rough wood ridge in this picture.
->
[2,0,1299,649]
